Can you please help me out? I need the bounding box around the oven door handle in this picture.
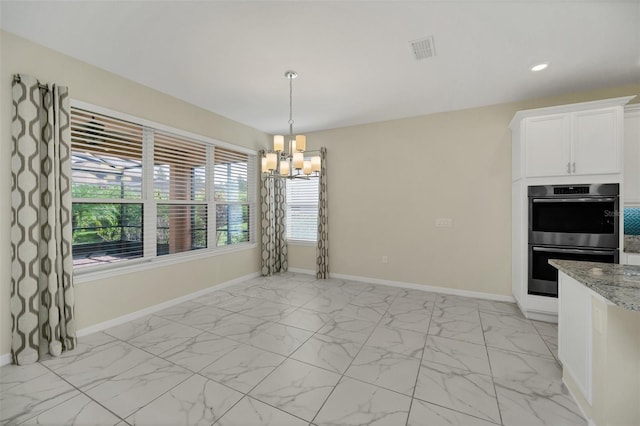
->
[531,197,617,203]
[532,247,616,255]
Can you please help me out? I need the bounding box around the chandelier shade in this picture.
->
[262,70,321,179]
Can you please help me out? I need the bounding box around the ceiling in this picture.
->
[1,1,639,134]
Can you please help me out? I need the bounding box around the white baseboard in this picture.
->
[1,271,260,366]
[288,268,515,303]
[288,267,315,275]
[0,352,12,366]
[525,311,558,323]
[77,271,260,338]
[1,268,514,366]
[562,376,594,426]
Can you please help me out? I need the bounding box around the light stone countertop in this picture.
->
[549,259,640,312]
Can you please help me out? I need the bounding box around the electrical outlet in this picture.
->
[382,256,388,264]
[435,218,453,228]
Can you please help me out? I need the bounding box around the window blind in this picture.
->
[214,148,255,246]
[69,102,257,271]
[70,107,144,267]
[154,131,208,256]
[70,107,143,199]
[286,177,319,242]
[156,204,207,256]
[154,131,207,201]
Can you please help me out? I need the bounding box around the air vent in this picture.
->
[410,36,436,60]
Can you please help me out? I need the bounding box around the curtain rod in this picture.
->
[13,75,49,91]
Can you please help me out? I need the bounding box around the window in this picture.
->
[154,131,208,256]
[70,104,256,270]
[214,148,253,246]
[286,177,319,242]
[71,109,144,268]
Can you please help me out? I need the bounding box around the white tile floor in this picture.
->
[0,272,585,426]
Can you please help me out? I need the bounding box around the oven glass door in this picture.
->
[530,197,618,247]
[529,246,618,297]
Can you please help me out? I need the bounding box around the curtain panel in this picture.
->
[260,150,288,275]
[316,147,329,279]
[11,74,76,365]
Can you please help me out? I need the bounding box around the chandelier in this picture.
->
[261,70,321,179]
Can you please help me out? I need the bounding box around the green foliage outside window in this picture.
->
[72,184,142,244]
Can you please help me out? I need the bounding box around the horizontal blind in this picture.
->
[157,204,207,256]
[214,148,256,246]
[69,102,258,270]
[70,107,143,199]
[70,107,144,268]
[154,131,207,201]
[286,177,319,241]
[214,148,250,202]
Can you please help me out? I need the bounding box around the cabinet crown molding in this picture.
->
[509,95,636,130]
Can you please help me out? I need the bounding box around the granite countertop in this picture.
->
[625,235,640,254]
[549,259,640,312]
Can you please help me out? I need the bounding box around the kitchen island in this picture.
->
[549,259,640,426]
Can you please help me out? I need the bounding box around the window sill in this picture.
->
[287,239,317,247]
[74,243,257,284]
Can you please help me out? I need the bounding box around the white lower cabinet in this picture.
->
[556,270,640,425]
[626,253,640,266]
[558,272,592,404]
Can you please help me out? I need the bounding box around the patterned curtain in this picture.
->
[260,151,288,275]
[11,74,76,365]
[316,147,329,279]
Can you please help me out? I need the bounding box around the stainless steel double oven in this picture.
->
[528,183,619,297]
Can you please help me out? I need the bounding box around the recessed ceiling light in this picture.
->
[531,63,549,72]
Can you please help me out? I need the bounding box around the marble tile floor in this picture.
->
[0,272,586,426]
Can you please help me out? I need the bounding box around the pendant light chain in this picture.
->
[289,74,294,143]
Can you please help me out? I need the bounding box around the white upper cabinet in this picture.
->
[572,108,620,175]
[524,114,571,177]
[523,108,621,178]
[510,96,634,181]
[624,107,640,203]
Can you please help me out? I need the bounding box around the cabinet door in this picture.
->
[623,109,640,203]
[626,253,640,266]
[524,114,571,177]
[572,108,621,175]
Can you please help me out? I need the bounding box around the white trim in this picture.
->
[0,353,12,366]
[76,271,260,337]
[71,99,258,156]
[1,271,259,366]
[288,267,316,275]
[74,243,257,284]
[329,272,516,302]
[1,269,513,366]
[509,96,636,129]
[562,376,595,426]
[288,268,515,302]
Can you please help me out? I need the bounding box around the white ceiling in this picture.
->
[2,1,639,134]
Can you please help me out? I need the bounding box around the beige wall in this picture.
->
[288,85,640,295]
[0,31,269,357]
[2,29,639,358]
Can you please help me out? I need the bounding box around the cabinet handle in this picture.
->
[572,162,576,173]
[567,162,571,173]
